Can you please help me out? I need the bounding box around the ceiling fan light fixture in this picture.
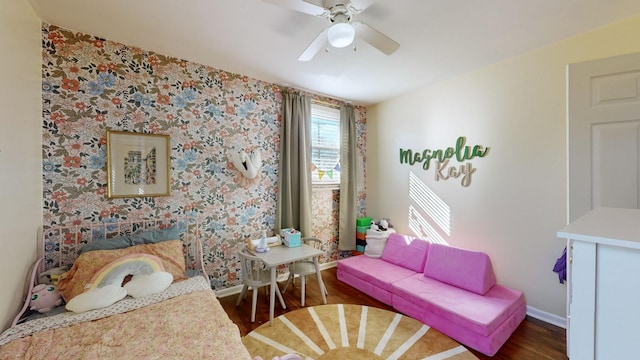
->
[327,22,355,48]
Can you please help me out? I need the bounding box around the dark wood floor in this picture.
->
[219,267,568,360]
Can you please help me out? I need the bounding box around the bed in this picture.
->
[0,216,252,359]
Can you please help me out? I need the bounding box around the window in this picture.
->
[311,104,340,186]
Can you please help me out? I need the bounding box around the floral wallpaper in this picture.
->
[40,24,367,289]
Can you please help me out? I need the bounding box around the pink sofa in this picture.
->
[337,233,526,357]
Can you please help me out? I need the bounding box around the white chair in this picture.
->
[236,248,286,323]
[282,237,328,306]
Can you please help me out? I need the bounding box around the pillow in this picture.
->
[87,253,166,290]
[77,234,135,254]
[134,226,180,243]
[381,233,430,273]
[66,254,174,313]
[66,285,127,313]
[57,240,187,302]
[124,272,173,298]
[423,243,497,295]
[78,226,180,254]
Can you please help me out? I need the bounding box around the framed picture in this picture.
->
[106,130,171,198]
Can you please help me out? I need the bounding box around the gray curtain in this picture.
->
[338,105,357,250]
[276,92,313,237]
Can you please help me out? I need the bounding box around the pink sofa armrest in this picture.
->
[423,243,496,295]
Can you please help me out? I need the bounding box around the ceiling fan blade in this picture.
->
[347,0,373,14]
[353,21,399,55]
[302,0,325,8]
[263,0,328,17]
[298,27,329,61]
[303,0,371,14]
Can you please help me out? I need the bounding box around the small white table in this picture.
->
[249,244,327,325]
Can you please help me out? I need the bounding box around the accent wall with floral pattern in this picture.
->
[40,24,367,289]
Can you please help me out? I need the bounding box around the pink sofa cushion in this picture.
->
[392,282,527,356]
[423,243,496,295]
[381,233,430,273]
[392,274,525,337]
[337,255,416,292]
[337,268,394,304]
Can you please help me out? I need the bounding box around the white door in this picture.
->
[568,52,640,222]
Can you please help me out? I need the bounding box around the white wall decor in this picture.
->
[229,148,262,186]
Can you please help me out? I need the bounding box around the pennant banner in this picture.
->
[312,163,340,180]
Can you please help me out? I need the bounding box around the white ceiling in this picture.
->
[27,0,640,106]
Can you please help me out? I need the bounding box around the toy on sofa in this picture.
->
[29,284,63,313]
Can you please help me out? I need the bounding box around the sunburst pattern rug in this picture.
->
[242,304,478,360]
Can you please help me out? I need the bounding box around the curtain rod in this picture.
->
[281,84,353,107]
[312,99,342,109]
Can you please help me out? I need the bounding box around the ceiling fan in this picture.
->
[265,0,400,61]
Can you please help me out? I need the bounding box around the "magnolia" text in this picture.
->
[399,136,490,187]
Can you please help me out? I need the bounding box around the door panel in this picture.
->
[591,122,640,209]
[568,52,640,222]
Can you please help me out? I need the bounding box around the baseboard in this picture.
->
[526,305,567,329]
[215,260,337,298]
[320,260,337,270]
[215,284,244,298]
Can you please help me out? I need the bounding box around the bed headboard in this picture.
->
[40,216,208,279]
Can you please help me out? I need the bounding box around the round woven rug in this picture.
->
[242,304,478,360]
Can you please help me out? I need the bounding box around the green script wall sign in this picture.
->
[399,136,490,187]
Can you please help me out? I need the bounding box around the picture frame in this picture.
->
[106,130,171,198]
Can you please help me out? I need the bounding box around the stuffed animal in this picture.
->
[229,148,262,180]
[30,284,63,313]
[38,266,68,285]
[370,220,379,231]
[378,219,389,231]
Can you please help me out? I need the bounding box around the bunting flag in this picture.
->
[311,162,339,179]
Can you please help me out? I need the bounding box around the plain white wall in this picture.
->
[367,13,640,320]
[0,0,42,330]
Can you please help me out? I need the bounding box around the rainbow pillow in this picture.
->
[66,253,173,313]
[88,253,166,289]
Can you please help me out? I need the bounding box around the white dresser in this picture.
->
[557,207,640,359]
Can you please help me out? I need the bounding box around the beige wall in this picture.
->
[367,13,640,321]
[0,0,42,330]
